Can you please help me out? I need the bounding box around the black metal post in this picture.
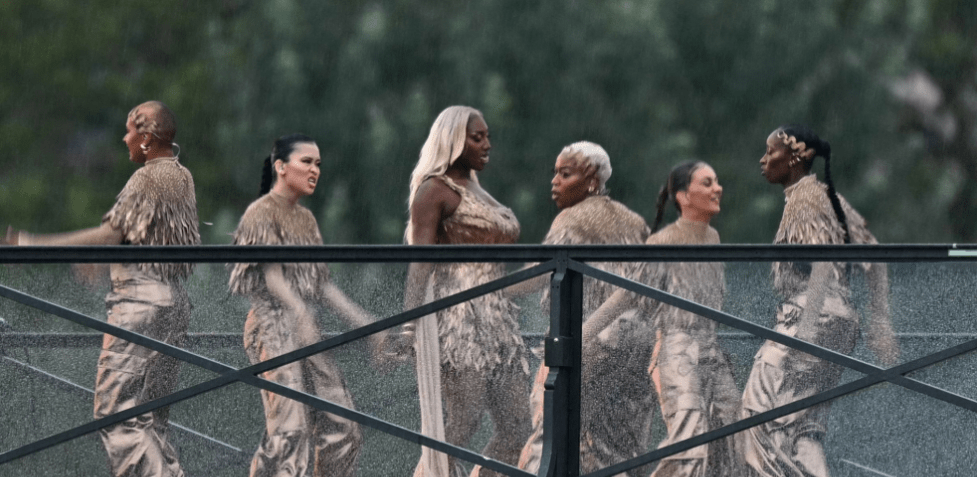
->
[539,255,583,477]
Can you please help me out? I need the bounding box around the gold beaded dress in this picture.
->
[94,156,199,477]
[517,195,652,477]
[230,192,361,477]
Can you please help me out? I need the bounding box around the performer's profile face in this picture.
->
[680,165,722,217]
[760,130,792,185]
[123,114,146,163]
[278,142,321,197]
[551,152,592,210]
[456,115,491,172]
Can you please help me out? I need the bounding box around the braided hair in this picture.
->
[259,133,316,197]
[778,124,850,243]
[652,160,707,233]
[128,101,177,145]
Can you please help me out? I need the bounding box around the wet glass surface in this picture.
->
[3,258,977,475]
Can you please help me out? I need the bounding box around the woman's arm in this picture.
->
[322,282,375,330]
[796,261,832,342]
[263,263,318,341]
[504,272,548,298]
[8,222,123,246]
[864,263,899,366]
[321,281,394,368]
[580,288,635,352]
[578,288,639,385]
[403,178,460,311]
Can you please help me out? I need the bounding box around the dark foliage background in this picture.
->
[2,1,977,476]
[1,0,975,245]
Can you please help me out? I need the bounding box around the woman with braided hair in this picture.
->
[7,101,199,477]
[741,125,899,477]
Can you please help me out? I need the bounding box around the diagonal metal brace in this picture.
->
[568,260,977,413]
[586,336,977,477]
[0,261,555,475]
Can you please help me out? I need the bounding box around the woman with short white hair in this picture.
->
[514,140,653,476]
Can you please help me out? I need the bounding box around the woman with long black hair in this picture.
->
[229,134,385,477]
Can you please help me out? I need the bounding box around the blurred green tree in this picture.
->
[0,0,973,244]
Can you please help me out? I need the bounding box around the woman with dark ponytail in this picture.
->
[229,134,387,477]
[579,160,741,476]
[742,125,899,477]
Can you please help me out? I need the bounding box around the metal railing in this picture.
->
[1,244,977,476]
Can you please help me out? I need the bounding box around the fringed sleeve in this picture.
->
[838,195,881,275]
[773,176,861,297]
[775,184,847,247]
[102,159,200,282]
[541,196,650,316]
[229,194,329,301]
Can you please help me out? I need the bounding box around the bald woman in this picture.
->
[8,101,200,477]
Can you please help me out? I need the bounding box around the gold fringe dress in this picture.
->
[93,156,200,477]
[645,218,741,477]
[229,192,361,477]
[740,174,881,477]
[517,195,652,477]
[422,175,528,477]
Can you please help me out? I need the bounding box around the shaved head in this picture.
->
[128,101,177,144]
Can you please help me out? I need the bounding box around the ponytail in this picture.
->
[259,155,274,197]
[652,185,669,233]
[652,160,707,233]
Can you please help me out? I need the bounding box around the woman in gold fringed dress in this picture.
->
[230,134,385,477]
[579,161,741,477]
[514,141,652,477]
[741,125,899,477]
[8,101,199,477]
[404,106,530,477]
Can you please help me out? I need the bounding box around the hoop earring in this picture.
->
[789,154,799,167]
[171,142,181,158]
[140,144,150,154]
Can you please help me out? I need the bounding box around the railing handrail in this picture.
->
[0,243,976,263]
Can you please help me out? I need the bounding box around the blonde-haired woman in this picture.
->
[404,106,530,477]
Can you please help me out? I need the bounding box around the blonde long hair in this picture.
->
[405,105,483,243]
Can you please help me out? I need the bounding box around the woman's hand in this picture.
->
[383,322,416,362]
[4,226,21,245]
[368,325,415,371]
[866,325,899,367]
